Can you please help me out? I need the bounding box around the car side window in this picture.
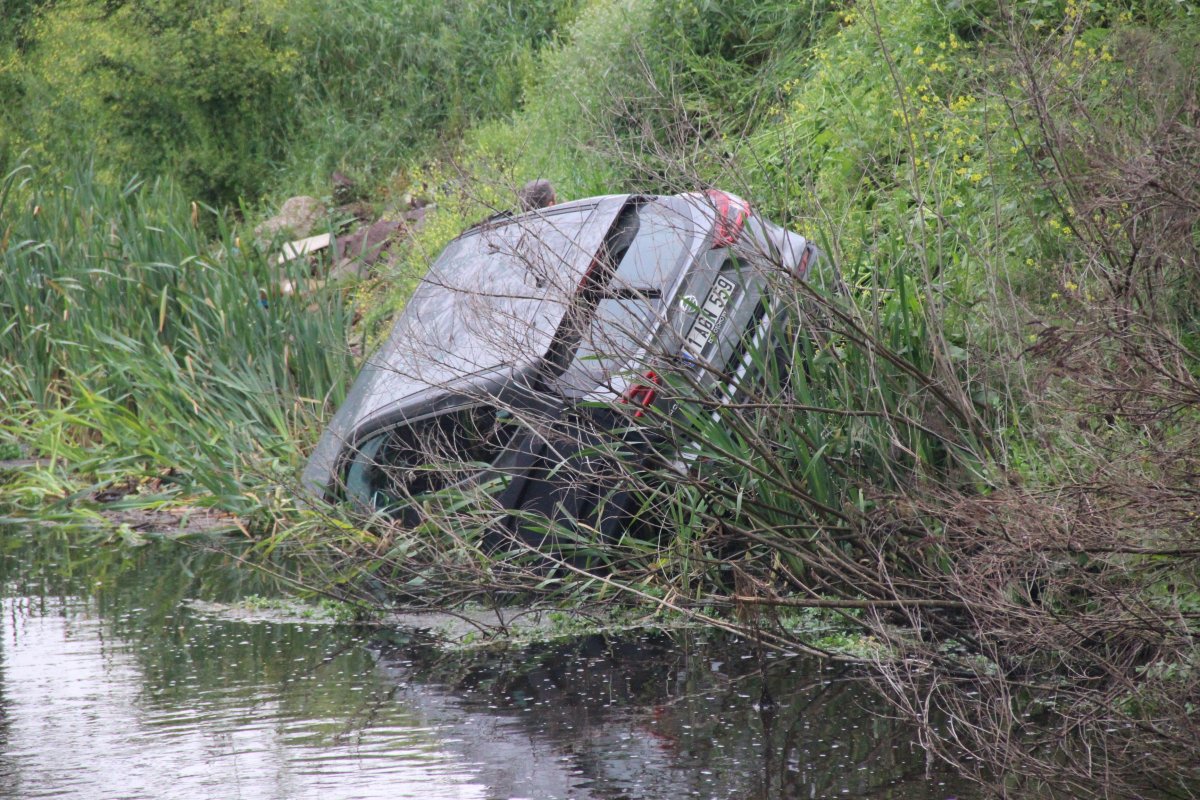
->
[341,406,519,510]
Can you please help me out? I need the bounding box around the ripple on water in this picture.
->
[0,596,491,800]
[0,570,976,800]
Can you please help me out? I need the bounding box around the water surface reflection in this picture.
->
[0,531,969,799]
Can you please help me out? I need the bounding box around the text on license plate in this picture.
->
[685,274,737,354]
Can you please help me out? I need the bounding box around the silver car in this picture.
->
[302,190,818,541]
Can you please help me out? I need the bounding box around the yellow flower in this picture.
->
[913,45,924,56]
[1065,281,1078,291]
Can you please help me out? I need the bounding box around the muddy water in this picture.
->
[0,529,970,799]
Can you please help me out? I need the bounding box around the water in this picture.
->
[0,529,971,799]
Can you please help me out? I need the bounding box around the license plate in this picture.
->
[685,274,737,355]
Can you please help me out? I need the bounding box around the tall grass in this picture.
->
[266,0,1199,794]
[1,0,1197,791]
[0,159,355,510]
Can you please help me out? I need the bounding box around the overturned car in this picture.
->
[301,191,820,543]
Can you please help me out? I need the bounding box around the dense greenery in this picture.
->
[0,163,355,515]
[0,0,576,203]
[2,0,1198,796]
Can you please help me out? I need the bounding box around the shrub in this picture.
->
[2,0,578,204]
[278,0,577,192]
[11,0,298,205]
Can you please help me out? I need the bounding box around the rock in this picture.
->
[401,203,432,227]
[328,219,404,282]
[337,200,375,224]
[336,219,402,263]
[254,196,326,243]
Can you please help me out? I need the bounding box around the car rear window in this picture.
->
[565,298,656,392]
[608,200,694,290]
[554,200,694,395]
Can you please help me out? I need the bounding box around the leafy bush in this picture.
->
[0,0,577,204]
[278,0,577,192]
[10,0,298,205]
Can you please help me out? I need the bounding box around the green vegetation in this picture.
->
[2,0,1198,796]
[0,0,575,204]
[0,161,355,519]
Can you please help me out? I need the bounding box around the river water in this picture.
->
[0,528,971,799]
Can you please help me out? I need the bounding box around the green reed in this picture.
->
[1,160,356,508]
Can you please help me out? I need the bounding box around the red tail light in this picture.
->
[620,370,661,418]
[707,189,750,249]
[793,243,814,279]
